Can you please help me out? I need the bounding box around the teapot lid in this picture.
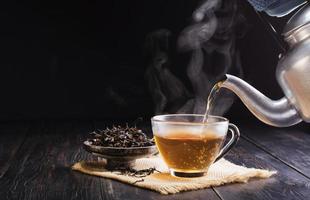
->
[283,3,310,37]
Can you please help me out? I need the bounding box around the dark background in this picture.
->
[0,0,301,126]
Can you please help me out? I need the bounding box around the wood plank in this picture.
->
[0,122,28,179]
[0,121,103,200]
[41,121,107,200]
[0,122,44,199]
[241,124,310,177]
[214,137,310,200]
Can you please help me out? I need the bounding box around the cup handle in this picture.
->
[214,123,240,162]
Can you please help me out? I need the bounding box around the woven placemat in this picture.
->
[72,156,276,195]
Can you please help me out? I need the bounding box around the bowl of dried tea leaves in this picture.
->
[83,125,158,169]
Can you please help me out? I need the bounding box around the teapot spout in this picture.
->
[220,74,302,127]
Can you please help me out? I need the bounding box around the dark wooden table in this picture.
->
[1,121,310,200]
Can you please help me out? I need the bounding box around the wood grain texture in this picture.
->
[241,125,310,177]
[0,122,28,179]
[2,122,310,200]
[214,137,310,200]
[0,123,44,200]
[0,121,96,200]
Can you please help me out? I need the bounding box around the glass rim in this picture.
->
[151,114,229,126]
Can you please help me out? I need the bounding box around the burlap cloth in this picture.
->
[72,156,276,195]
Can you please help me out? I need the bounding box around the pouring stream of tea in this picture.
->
[202,81,223,123]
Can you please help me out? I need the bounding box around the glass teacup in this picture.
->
[151,114,240,177]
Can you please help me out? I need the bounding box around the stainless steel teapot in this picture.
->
[220,4,310,127]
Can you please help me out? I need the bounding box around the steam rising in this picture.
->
[145,0,245,115]
[178,0,220,50]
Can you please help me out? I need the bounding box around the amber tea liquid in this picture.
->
[154,131,224,172]
[203,81,223,123]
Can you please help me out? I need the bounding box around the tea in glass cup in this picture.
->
[151,114,240,177]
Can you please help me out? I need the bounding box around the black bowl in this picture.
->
[83,140,158,169]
